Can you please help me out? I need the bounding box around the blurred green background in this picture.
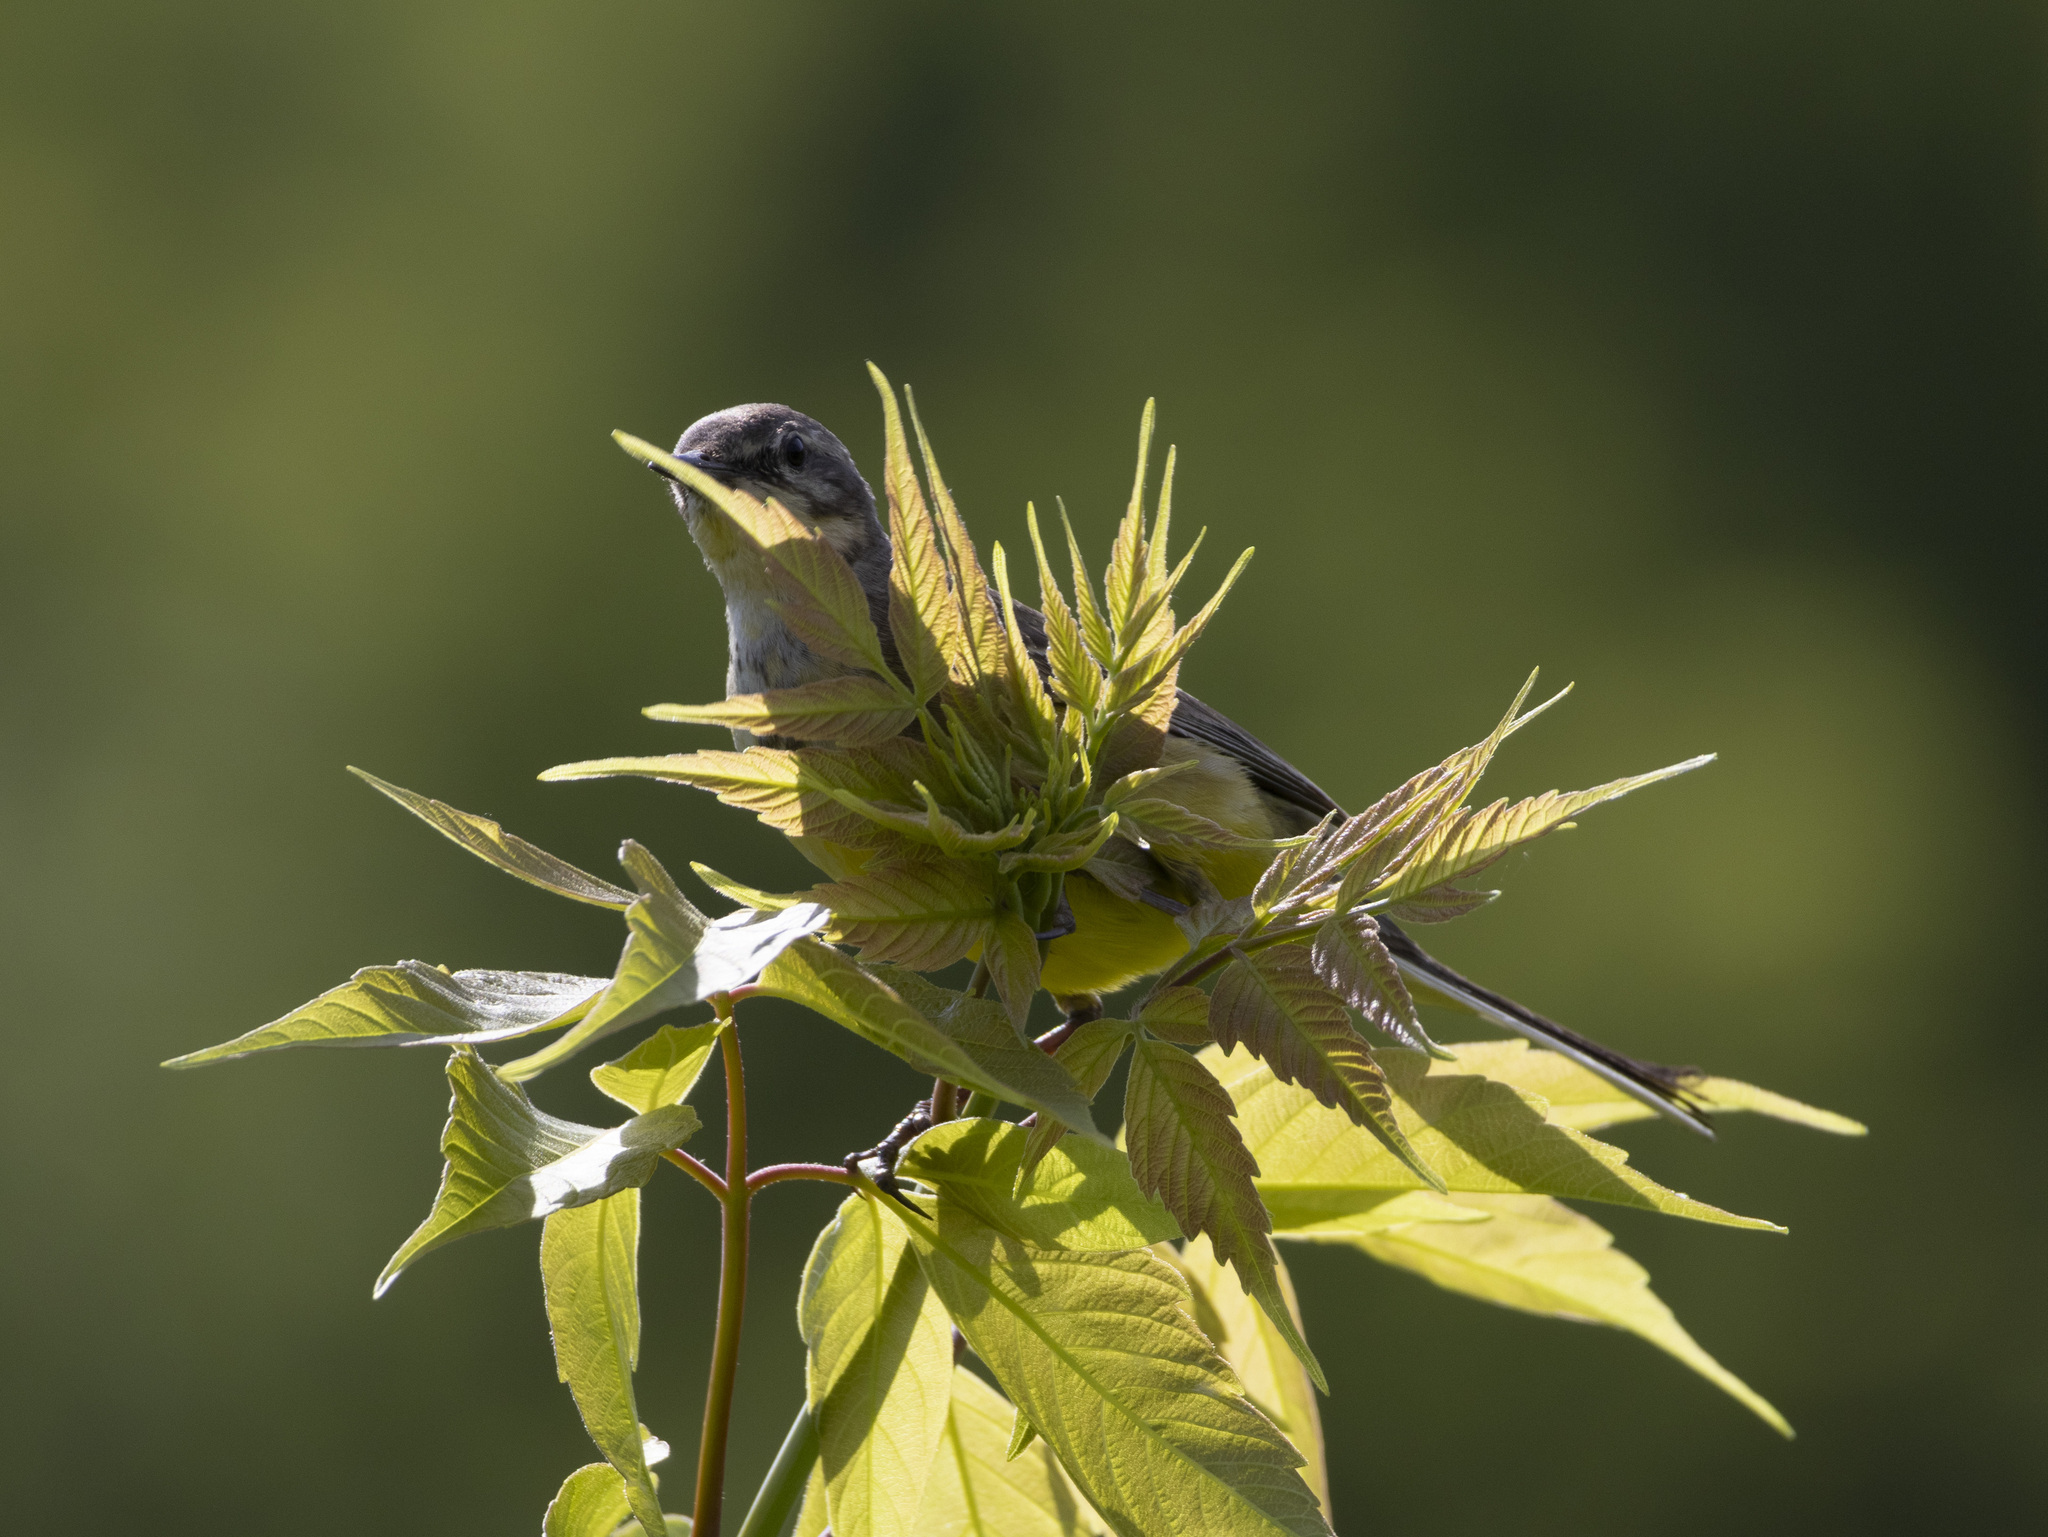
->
[4,2,2042,1531]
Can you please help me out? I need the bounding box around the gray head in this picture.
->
[667,403,882,562]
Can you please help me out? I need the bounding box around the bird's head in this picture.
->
[666,403,882,564]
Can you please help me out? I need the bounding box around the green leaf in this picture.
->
[162,964,605,1068]
[1121,1037,1327,1393]
[800,1193,954,1537]
[501,845,826,1082]
[646,676,918,748]
[809,858,998,972]
[823,787,1035,856]
[590,1022,724,1115]
[1203,1045,1783,1231]
[1208,944,1441,1190]
[758,945,1098,1133]
[1170,1237,1328,1520]
[1424,1038,1868,1137]
[350,768,635,909]
[1018,1019,1136,1178]
[543,1191,668,1536]
[982,911,1043,1032]
[1135,986,1212,1046]
[997,815,1121,875]
[1381,886,1498,925]
[898,1119,1179,1250]
[870,364,973,692]
[543,1464,632,1537]
[1306,909,1442,1055]
[1337,1191,1792,1436]
[1025,505,1104,719]
[374,1048,699,1296]
[897,1200,1330,1537]
[1114,797,1299,857]
[915,1366,1105,1536]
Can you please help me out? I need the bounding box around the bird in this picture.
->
[650,400,1708,1133]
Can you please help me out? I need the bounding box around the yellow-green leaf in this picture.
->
[998,814,1121,875]
[915,1366,1106,1537]
[800,1192,954,1537]
[1307,909,1441,1055]
[1018,1019,1135,1178]
[898,1119,1179,1250]
[374,1049,699,1296]
[1122,1037,1327,1392]
[983,911,1042,1032]
[350,768,635,909]
[590,1022,723,1115]
[870,367,961,700]
[810,858,997,971]
[646,676,917,748]
[543,1464,632,1537]
[162,964,605,1068]
[1337,1191,1792,1436]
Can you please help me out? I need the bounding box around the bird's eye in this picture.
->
[782,433,808,471]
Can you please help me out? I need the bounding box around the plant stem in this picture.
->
[746,1162,859,1193]
[694,1018,751,1537]
[733,1402,820,1537]
[930,1077,959,1122]
[662,1147,728,1199]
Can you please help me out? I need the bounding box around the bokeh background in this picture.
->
[4,2,2043,1531]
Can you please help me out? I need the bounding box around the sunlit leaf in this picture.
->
[983,911,1043,1032]
[991,543,1060,756]
[998,814,1121,875]
[646,676,917,748]
[1170,1236,1328,1520]
[809,858,998,971]
[1018,1019,1136,1178]
[590,1022,723,1115]
[374,1049,699,1296]
[1307,909,1441,1055]
[1336,1191,1792,1435]
[1203,1045,1782,1232]
[823,787,1034,856]
[350,768,634,909]
[915,1366,1106,1537]
[906,389,1009,693]
[1380,885,1499,924]
[1121,1037,1327,1392]
[899,1119,1178,1250]
[543,1191,667,1536]
[543,1463,631,1537]
[897,1199,1330,1537]
[1135,985,1212,1046]
[1114,797,1300,857]
[870,365,962,699]
[1058,504,1114,667]
[800,1193,953,1537]
[162,964,605,1068]
[1026,505,1103,718]
[1209,943,1440,1189]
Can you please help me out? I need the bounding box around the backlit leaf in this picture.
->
[1380,886,1498,925]
[1019,1019,1136,1178]
[1337,1192,1792,1435]
[897,1199,1330,1537]
[374,1048,699,1296]
[1114,798,1299,857]
[1026,505,1103,718]
[998,815,1121,875]
[800,1193,953,1537]
[350,769,634,909]
[646,677,917,748]
[915,1366,1105,1537]
[823,787,1034,856]
[809,858,997,971]
[1136,985,1212,1046]
[907,389,1009,692]
[1122,1037,1327,1392]
[1209,944,1440,1190]
[899,1119,1178,1250]
[983,911,1043,1032]
[543,1191,667,1536]
[162,964,605,1068]
[1306,909,1441,1055]
[543,1464,631,1537]
[590,1022,723,1115]
[870,365,962,698]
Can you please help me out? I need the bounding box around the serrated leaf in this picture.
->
[983,911,1043,1032]
[646,677,917,748]
[1026,505,1104,718]
[759,945,1097,1132]
[1306,909,1441,1055]
[543,1463,632,1537]
[1341,1191,1792,1435]
[1428,1038,1867,1137]
[1136,985,1212,1046]
[502,847,826,1081]
[915,1366,1105,1537]
[809,858,997,971]
[999,814,1121,875]
[163,964,606,1068]
[906,390,1009,694]
[1171,1236,1328,1520]
[543,1192,667,1536]
[1058,504,1114,668]
[1019,1019,1136,1178]
[1381,886,1499,924]
[1210,944,1440,1190]
[590,1022,723,1114]
[991,543,1061,756]
[1115,797,1299,857]
[350,769,634,909]
[1121,1037,1327,1393]
[374,1049,699,1296]
[824,787,1035,856]
[800,1192,953,1537]
[1369,756,1716,905]
[897,1199,1329,1537]
[1204,1044,1782,1232]
[870,366,962,699]
[899,1119,1178,1250]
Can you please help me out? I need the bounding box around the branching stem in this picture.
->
[747,1162,860,1193]
[662,1147,727,1199]
[693,1011,751,1537]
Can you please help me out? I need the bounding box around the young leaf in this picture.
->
[1025,505,1104,718]
[374,1049,699,1296]
[1423,1039,1867,1137]
[759,945,1098,1132]
[1114,798,1300,857]
[915,1366,1105,1537]
[1171,1236,1329,1519]
[870,366,962,699]
[1058,504,1114,667]
[998,814,1121,875]
[1338,1191,1792,1436]
[1136,986,1213,1046]
[543,1463,632,1537]
[1122,1037,1327,1393]
[906,389,1009,693]
[1306,909,1442,1055]
[163,964,606,1068]
[896,1199,1330,1537]
[543,1191,668,1536]
[1204,1045,1782,1232]
[983,911,1043,1033]
[1381,886,1499,925]
[646,677,917,748]
[898,1118,1179,1250]
[590,1021,724,1114]
[1209,943,1441,1190]
[821,787,1034,856]
[808,858,998,972]
[350,769,634,909]
[800,1192,954,1537]
[1018,1018,1137,1178]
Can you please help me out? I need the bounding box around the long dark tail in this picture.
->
[1375,916,1714,1137]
